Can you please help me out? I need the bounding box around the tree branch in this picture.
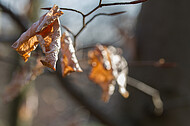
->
[101,0,148,7]
[41,0,147,47]
[41,7,85,16]
[127,76,163,115]
[75,11,127,38]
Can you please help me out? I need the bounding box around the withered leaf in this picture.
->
[61,32,82,77]
[88,44,129,102]
[107,46,129,98]
[12,4,63,70]
[88,44,115,102]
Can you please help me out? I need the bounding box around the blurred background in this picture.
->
[0,0,190,126]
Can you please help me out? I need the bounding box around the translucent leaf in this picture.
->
[108,46,129,98]
[60,32,82,77]
[88,44,129,102]
[88,44,114,102]
[12,4,63,70]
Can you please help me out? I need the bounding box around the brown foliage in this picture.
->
[88,44,129,102]
[12,5,63,70]
[61,32,82,77]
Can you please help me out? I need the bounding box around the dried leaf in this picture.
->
[108,46,129,98]
[60,32,82,77]
[38,18,61,71]
[88,44,129,102]
[12,4,63,70]
[88,44,114,102]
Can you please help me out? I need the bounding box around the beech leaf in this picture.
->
[88,44,114,102]
[88,44,129,102]
[61,32,82,77]
[12,4,63,71]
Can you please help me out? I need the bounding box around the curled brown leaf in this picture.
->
[60,32,82,77]
[12,4,63,71]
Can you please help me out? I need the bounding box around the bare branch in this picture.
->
[85,6,99,17]
[75,11,127,37]
[101,0,148,7]
[41,0,148,48]
[127,76,163,115]
[99,0,102,5]
[86,11,127,25]
[129,59,177,68]
[41,7,84,16]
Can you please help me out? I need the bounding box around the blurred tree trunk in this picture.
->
[134,0,190,126]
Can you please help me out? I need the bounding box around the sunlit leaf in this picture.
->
[108,46,129,98]
[88,44,115,102]
[88,44,129,102]
[60,32,82,77]
[12,4,63,70]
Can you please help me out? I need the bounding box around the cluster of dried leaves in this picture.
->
[11,4,82,76]
[4,5,129,102]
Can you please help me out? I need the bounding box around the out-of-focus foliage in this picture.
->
[88,44,129,102]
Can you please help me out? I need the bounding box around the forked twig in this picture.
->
[41,0,147,47]
[127,76,163,115]
[75,11,127,37]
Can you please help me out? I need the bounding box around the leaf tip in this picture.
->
[40,60,56,71]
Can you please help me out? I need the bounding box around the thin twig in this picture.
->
[99,0,102,5]
[86,11,127,25]
[129,59,177,68]
[127,76,163,115]
[101,0,148,7]
[85,5,100,17]
[75,11,127,37]
[41,0,147,47]
[41,7,84,16]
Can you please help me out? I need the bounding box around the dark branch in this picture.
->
[41,7,84,16]
[99,0,102,5]
[86,11,127,25]
[40,0,148,48]
[75,11,127,37]
[85,5,99,17]
[101,0,148,7]
[129,60,177,68]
